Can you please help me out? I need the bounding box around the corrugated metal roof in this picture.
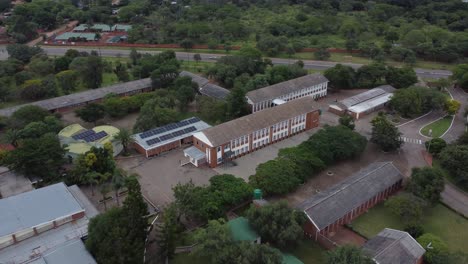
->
[335,85,395,110]
[297,162,403,230]
[180,71,230,100]
[0,183,84,238]
[246,74,328,104]
[197,96,317,147]
[362,228,425,264]
[34,239,97,264]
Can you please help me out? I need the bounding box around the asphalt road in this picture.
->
[39,46,452,79]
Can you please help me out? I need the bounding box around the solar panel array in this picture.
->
[139,117,201,139]
[84,131,108,142]
[145,125,197,146]
[72,130,94,140]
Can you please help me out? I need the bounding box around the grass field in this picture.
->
[289,239,326,264]
[420,116,453,138]
[350,203,468,252]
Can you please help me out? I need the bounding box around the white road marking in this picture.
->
[400,137,423,144]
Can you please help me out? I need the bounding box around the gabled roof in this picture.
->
[297,162,403,231]
[362,228,425,264]
[246,74,328,104]
[228,217,259,242]
[195,96,317,147]
[331,85,395,111]
[180,71,230,100]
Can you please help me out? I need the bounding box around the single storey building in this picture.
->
[297,162,403,248]
[188,97,319,168]
[180,71,230,100]
[362,228,425,264]
[133,117,211,158]
[246,74,328,113]
[328,85,395,119]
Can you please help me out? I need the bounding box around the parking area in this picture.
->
[118,150,217,207]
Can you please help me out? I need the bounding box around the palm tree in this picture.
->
[82,171,100,196]
[112,169,126,206]
[100,183,111,211]
[114,128,134,155]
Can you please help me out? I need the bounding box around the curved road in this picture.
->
[38,46,453,80]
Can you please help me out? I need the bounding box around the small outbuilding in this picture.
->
[362,228,425,264]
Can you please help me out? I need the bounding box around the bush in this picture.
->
[385,193,426,224]
[404,223,424,239]
[417,233,448,264]
[425,138,447,156]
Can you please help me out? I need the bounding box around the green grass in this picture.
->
[350,203,468,252]
[288,239,326,264]
[420,116,453,138]
[102,72,120,86]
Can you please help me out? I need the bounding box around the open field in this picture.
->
[350,203,468,253]
[420,116,453,138]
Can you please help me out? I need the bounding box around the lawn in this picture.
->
[288,239,326,264]
[102,72,120,87]
[420,116,453,138]
[350,203,468,252]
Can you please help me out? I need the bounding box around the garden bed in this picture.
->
[420,116,453,138]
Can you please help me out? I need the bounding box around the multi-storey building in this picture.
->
[245,74,328,113]
[185,97,319,168]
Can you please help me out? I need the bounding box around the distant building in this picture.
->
[188,97,319,168]
[297,162,403,248]
[246,74,328,113]
[179,71,230,100]
[55,32,98,42]
[133,117,211,158]
[58,124,122,159]
[362,228,425,264]
[328,85,395,119]
[0,183,98,264]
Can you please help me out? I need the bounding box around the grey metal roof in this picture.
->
[0,78,152,117]
[0,182,84,237]
[297,162,403,231]
[133,117,211,150]
[183,146,206,160]
[180,71,230,100]
[197,96,317,147]
[334,85,395,110]
[362,228,425,264]
[32,239,97,264]
[246,74,329,104]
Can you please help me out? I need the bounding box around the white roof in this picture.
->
[0,183,84,238]
[29,239,96,264]
[348,93,392,114]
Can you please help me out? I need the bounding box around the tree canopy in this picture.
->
[370,113,403,152]
[407,167,445,205]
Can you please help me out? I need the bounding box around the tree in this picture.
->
[192,219,235,263]
[150,63,180,89]
[385,193,426,224]
[425,138,447,156]
[133,101,178,132]
[246,201,306,249]
[385,66,417,89]
[225,87,249,120]
[371,113,403,152]
[69,55,104,89]
[129,48,140,65]
[193,53,201,63]
[339,115,355,130]
[389,86,447,118]
[417,233,449,264]
[407,167,445,205]
[452,64,468,90]
[111,169,126,206]
[155,203,181,261]
[355,63,387,88]
[9,105,50,129]
[114,128,134,155]
[6,44,43,63]
[324,64,357,89]
[326,245,374,264]
[180,39,194,50]
[99,183,111,211]
[3,133,65,181]
[445,99,461,115]
[249,159,303,195]
[314,46,330,60]
[176,85,196,112]
[75,103,106,125]
[20,79,55,100]
[439,145,468,189]
[56,70,78,94]
[114,62,130,82]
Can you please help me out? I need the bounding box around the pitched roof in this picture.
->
[228,217,259,242]
[246,74,328,104]
[180,71,230,100]
[297,162,403,231]
[331,85,395,111]
[362,228,425,264]
[196,96,317,147]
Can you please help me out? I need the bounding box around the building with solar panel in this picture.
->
[188,97,320,168]
[132,117,211,158]
[328,85,396,119]
[58,124,123,160]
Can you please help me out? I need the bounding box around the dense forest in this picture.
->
[3,0,468,63]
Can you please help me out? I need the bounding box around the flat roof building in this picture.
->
[329,85,395,119]
[246,74,328,113]
[55,32,98,41]
[297,162,403,248]
[189,97,320,168]
[0,183,98,263]
[362,228,425,264]
[133,117,211,158]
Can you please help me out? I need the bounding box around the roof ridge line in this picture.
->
[373,229,407,259]
[303,162,392,211]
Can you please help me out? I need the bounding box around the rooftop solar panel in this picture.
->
[172,130,185,137]
[160,134,174,141]
[179,120,190,126]
[183,126,197,133]
[72,130,95,140]
[146,138,161,146]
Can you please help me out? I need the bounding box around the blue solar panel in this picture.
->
[146,138,161,146]
[140,118,202,139]
[188,117,200,124]
[179,120,190,126]
[72,130,95,140]
[160,134,174,141]
[183,126,197,133]
[172,129,185,137]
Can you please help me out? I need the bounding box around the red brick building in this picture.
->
[362,228,425,264]
[297,162,403,248]
[187,97,320,168]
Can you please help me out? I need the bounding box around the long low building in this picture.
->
[180,71,230,100]
[328,85,395,119]
[246,74,328,113]
[297,162,403,248]
[362,228,425,264]
[186,97,320,168]
[133,117,211,158]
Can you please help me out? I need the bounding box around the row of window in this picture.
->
[277,84,328,102]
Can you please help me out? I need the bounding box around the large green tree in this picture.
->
[389,86,447,117]
[326,245,374,264]
[385,193,426,224]
[439,145,468,189]
[407,167,445,205]
[75,103,106,125]
[370,113,403,152]
[324,64,357,89]
[385,66,418,89]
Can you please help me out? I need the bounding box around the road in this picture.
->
[39,46,452,79]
